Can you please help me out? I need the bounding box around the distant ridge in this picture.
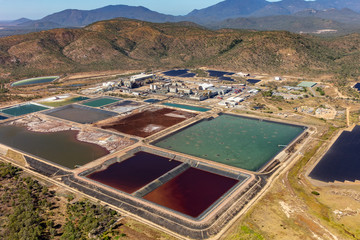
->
[1,0,360,37]
[294,8,360,25]
[11,18,32,25]
[24,5,179,28]
[207,15,359,35]
[185,0,268,23]
[184,0,360,21]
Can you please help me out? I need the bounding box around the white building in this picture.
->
[236,72,250,77]
[130,73,154,81]
[199,83,214,90]
[248,89,259,94]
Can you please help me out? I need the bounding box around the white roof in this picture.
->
[234,97,244,102]
[130,73,154,80]
[226,97,235,101]
[199,83,214,89]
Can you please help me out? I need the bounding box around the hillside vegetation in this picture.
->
[0,19,359,82]
[208,15,360,36]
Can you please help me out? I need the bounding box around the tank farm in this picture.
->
[0,94,309,239]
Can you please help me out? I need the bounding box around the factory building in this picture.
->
[124,73,154,89]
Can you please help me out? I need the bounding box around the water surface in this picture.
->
[154,114,304,171]
[143,167,239,218]
[163,69,189,77]
[144,99,161,104]
[247,79,261,84]
[310,126,360,182]
[46,105,117,124]
[87,151,182,193]
[162,103,210,112]
[82,97,121,107]
[220,76,234,81]
[208,70,234,77]
[0,125,109,169]
[1,104,49,116]
[101,108,196,138]
[11,76,58,87]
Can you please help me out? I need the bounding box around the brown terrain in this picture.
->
[0,19,359,83]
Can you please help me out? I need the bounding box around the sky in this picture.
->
[0,0,282,20]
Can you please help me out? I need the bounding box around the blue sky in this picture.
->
[0,0,281,20]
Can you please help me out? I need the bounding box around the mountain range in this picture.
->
[1,0,360,37]
[1,18,360,83]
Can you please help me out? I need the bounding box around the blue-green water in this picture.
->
[154,114,304,171]
[11,76,59,87]
[162,103,210,112]
[82,97,120,107]
[1,104,49,116]
[144,99,160,103]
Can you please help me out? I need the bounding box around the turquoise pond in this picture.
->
[82,97,121,107]
[162,103,210,112]
[11,76,59,87]
[1,104,49,116]
[154,114,304,171]
[144,99,161,104]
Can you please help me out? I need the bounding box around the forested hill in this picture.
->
[0,19,359,81]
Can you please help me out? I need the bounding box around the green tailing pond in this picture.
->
[154,114,304,171]
[11,76,59,87]
[1,104,49,116]
[82,97,121,107]
[162,103,210,112]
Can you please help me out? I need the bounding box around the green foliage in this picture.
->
[316,87,325,96]
[0,93,42,104]
[311,191,320,196]
[65,193,75,202]
[252,103,265,110]
[0,163,120,240]
[61,200,119,240]
[0,79,8,93]
[271,95,284,101]
[192,69,208,77]
[219,39,243,54]
[0,162,21,178]
[262,90,273,97]
[2,176,51,240]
